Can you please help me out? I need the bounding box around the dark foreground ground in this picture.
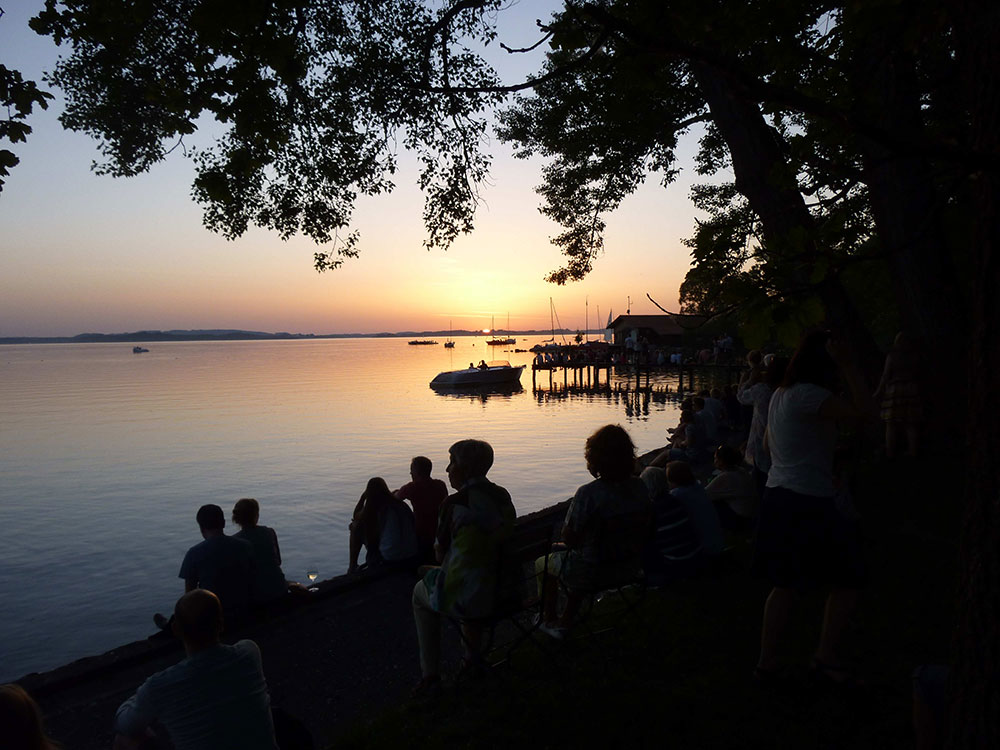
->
[30,569,451,749]
[26,459,955,749]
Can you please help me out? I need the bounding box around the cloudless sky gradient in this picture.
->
[1,1,707,337]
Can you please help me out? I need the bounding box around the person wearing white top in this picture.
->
[752,331,875,688]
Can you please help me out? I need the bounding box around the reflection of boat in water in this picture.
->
[430,360,525,387]
[430,381,524,401]
[132,346,149,353]
[408,340,438,345]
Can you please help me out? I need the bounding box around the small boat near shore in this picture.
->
[430,360,525,387]
[132,346,149,353]
[408,340,438,345]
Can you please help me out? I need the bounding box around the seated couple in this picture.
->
[155,499,290,633]
[348,456,448,573]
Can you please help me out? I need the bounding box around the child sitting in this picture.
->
[705,444,757,531]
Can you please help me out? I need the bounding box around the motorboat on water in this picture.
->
[408,339,438,345]
[132,346,149,353]
[430,360,525,387]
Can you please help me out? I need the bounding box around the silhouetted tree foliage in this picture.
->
[31,0,514,269]
[1,7,54,193]
[26,2,1000,745]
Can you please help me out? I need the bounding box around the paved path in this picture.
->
[29,504,566,749]
[34,570,460,749]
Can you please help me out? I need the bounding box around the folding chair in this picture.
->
[563,509,651,631]
[449,515,560,674]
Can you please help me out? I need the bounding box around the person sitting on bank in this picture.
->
[348,477,418,573]
[232,498,289,607]
[411,439,516,697]
[639,467,706,586]
[649,409,710,468]
[115,589,278,750]
[0,683,60,750]
[664,460,724,557]
[394,456,449,563]
[155,504,253,632]
[535,425,651,639]
[705,444,757,532]
[692,396,720,445]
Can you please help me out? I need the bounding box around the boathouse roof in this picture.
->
[607,314,704,336]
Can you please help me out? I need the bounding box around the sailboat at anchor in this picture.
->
[486,314,516,346]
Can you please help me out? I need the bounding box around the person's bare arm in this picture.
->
[873,352,892,402]
[352,491,367,522]
[648,447,672,468]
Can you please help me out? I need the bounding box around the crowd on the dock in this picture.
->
[531,331,742,368]
[5,329,935,750]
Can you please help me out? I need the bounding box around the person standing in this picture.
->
[753,330,874,687]
[873,331,922,459]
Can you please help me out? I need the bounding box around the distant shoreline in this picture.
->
[0,328,602,345]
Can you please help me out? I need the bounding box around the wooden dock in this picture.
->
[530,361,744,393]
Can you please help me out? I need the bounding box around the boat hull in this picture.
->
[429,364,525,387]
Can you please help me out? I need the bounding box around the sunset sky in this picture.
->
[1,2,706,338]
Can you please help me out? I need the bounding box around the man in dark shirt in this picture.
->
[118,589,277,750]
[174,504,253,629]
[394,456,448,563]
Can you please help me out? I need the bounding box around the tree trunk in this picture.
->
[689,60,882,375]
[946,1,1000,747]
[845,0,966,442]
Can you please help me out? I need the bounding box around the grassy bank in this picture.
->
[333,459,957,749]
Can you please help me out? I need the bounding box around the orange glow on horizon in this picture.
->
[482,328,491,334]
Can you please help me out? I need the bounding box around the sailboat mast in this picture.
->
[585,296,589,343]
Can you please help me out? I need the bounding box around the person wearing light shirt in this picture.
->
[114,589,277,750]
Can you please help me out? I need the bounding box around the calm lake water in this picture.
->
[0,337,690,680]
